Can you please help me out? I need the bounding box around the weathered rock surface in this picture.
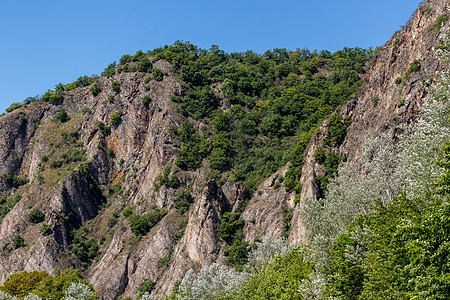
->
[0,1,449,298]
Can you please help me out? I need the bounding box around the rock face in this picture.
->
[0,1,448,298]
[298,0,450,205]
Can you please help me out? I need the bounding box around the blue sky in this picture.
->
[1,0,423,113]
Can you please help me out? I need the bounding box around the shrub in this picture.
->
[142,95,151,106]
[97,122,111,136]
[137,57,153,73]
[12,235,25,249]
[102,62,116,78]
[28,208,45,223]
[122,207,133,217]
[371,96,379,104]
[110,112,122,125]
[136,279,155,299]
[0,271,49,298]
[394,77,402,85]
[55,108,70,123]
[40,223,52,235]
[71,233,99,264]
[5,102,24,114]
[129,208,167,236]
[108,183,122,196]
[152,68,164,81]
[111,81,120,93]
[174,190,193,214]
[433,14,449,32]
[90,84,101,97]
[32,268,98,300]
[41,89,64,103]
[3,172,28,188]
[404,59,421,79]
[107,95,114,103]
[145,77,151,84]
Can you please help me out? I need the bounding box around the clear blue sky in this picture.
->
[0,0,423,113]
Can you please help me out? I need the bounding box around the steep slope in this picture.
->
[298,0,450,206]
[0,1,449,299]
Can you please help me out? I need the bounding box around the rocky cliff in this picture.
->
[0,1,449,298]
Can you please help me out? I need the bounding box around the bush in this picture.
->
[5,102,24,114]
[122,207,133,217]
[394,77,402,85]
[142,95,151,106]
[97,122,111,136]
[110,112,122,125]
[0,271,49,298]
[107,95,114,103]
[32,268,98,300]
[71,232,99,264]
[12,235,25,249]
[152,68,164,81]
[404,59,421,79]
[137,58,153,73]
[3,172,28,189]
[174,190,193,214]
[55,108,70,123]
[136,279,156,299]
[28,208,45,223]
[111,81,120,93]
[90,84,101,97]
[102,62,116,78]
[433,14,449,32]
[129,208,167,236]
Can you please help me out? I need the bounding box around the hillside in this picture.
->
[0,0,449,299]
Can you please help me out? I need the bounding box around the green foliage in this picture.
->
[129,208,167,237]
[97,122,111,136]
[71,229,99,264]
[111,81,120,93]
[404,59,421,79]
[326,113,351,147]
[55,108,70,123]
[433,14,449,32]
[371,95,379,104]
[123,207,133,217]
[108,183,123,196]
[32,268,98,300]
[219,212,249,269]
[282,207,294,238]
[108,95,114,103]
[40,223,52,235]
[28,208,45,224]
[316,151,344,198]
[219,212,244,243]
[152,68,163,81]
[154,166,180,189]
[65,75,96,91]
[142,95,151,106]
[102,62,116,78]
[394,77,402,85]
[173,86,218,119]
[90,84,101,97]
[136,278,156,299]
[0,271,50,298]
[137,58,153,73]
[5,102,24,113]
[175,122,210,170]
[110,112,122,125]
[118,158,125,166]
[230,247,312,299]
[173,190,194,214]
[41,88,64,103]
[12,235,25,249]
[3,172,28,188]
